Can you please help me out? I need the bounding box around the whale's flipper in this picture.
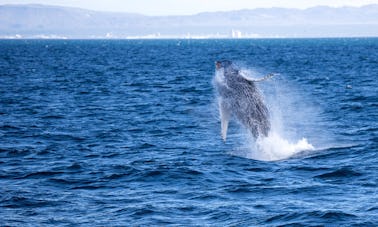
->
[219,98,230,141]
[240,72,276,83]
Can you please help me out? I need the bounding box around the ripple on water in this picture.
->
[0,39,377,226]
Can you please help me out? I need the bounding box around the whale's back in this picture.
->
[216,61,270,138]
[229,78,270,137]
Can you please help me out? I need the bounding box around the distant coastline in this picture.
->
[1,4,378,39]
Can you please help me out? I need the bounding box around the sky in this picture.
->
[1,0,378,15]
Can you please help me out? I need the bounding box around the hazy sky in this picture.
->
[1,0,378,15]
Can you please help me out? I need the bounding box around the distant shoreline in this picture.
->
[2,4,378,39]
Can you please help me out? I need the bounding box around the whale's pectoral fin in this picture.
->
[219,99,230,141]
[240,72,277,83]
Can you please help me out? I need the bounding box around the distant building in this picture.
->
[231,30,242,38]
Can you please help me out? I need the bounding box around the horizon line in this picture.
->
[1,36,378,40]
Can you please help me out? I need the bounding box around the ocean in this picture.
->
[0,39,377,226]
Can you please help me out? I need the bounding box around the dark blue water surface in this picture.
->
[0,39,377,226]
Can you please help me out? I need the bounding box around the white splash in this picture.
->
[247,132,315,161]
[238,69,318,161]
[215,66,319,161]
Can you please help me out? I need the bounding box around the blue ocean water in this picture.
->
[0,39,377,226]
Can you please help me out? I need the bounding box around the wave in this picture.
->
[264,210,357,225]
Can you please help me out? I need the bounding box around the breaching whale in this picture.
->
[214,60,273,141]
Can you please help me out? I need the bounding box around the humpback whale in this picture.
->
[214,60,273,141]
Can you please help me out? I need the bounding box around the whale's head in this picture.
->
[215,60,239,76]
[215,60,233,70]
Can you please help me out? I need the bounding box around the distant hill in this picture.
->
[1,4,378,38]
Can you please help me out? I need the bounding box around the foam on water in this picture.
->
[247,132,315,161]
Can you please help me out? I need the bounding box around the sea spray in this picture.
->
[218,67,317,161]
[247,69,316,161]
[247,132,315,161]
